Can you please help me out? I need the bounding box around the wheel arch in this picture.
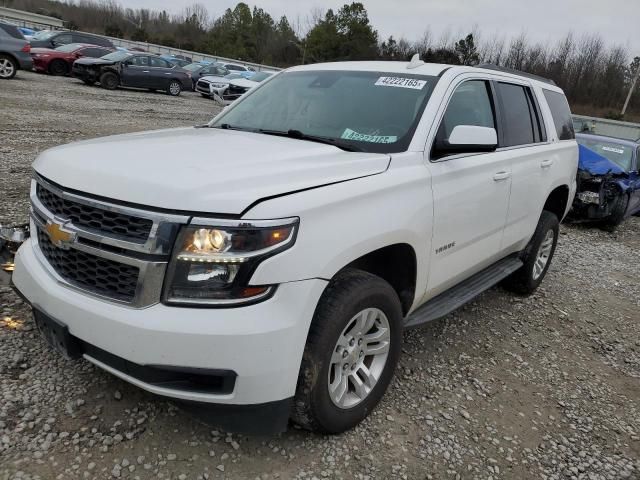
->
[339,243,417,315]
[0,51,19,69]
[543,185,570,221]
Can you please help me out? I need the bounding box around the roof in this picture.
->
[289,61,450,76]
[576,132,640,148]
[287,61,565,90]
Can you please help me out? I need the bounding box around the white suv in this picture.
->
[11,58,577,434]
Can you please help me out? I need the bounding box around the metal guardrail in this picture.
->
[573,115,640,142]
[103,35,282,72]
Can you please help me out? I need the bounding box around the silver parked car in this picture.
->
[0,22,33,79]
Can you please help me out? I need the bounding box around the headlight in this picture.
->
[163,218,298,306]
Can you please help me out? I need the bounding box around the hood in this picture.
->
[199,75,228,83]
[30,47,57,55]
[229,78,258,88]
[33,127,390,215]
[74,57,115,66]
[578,145,626,176]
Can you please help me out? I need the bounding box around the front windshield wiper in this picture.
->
[257,129,362,152]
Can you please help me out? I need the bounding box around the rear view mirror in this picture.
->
[434,125,498,157]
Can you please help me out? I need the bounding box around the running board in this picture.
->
[404,255,523,329]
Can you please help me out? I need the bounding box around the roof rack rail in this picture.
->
[476,63,556,85]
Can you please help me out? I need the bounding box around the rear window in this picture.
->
[543,89,575,140]
[0,23,25,39]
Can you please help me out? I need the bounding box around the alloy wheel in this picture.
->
[169,82,181,95]
[328,307,391,409]
[0,58,15,78]
[532,229,554,280]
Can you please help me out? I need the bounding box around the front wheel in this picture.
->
[99,71,118,90]
[0,54,17,79]
[49,59,68,76]
[502,210,559,294]
[602,193,629,231]
[292,269,403,433]
[167,80,182,96]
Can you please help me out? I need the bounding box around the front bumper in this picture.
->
[13,238,327,408]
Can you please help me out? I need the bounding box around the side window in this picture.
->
[0,24,24,39]
[226,64,241,71]
[150,57,170,68]
[496,82,537,147]
[82,48,103,58]
[543,89,575,140]
[53,33,72,46]
[435,80,496,144]
[131,56,149,67]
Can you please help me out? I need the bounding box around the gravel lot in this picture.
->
[1,71,639,480]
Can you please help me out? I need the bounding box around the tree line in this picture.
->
[9,0,640,120]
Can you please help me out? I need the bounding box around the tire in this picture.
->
[167,80,182,96]
[292,269,403,433]
[48,59,68,76]
[82,79,95,86]
[99,71,118,90]
[502,210,559,295]
[602,194,629,231]
[0,54,17,80]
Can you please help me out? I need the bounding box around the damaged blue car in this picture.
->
[570,133,640,230]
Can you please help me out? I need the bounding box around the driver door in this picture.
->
[424,77,512,298]
[121,56,149,88]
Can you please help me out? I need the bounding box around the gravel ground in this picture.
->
[1,72,639,480]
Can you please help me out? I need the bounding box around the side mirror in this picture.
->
[434,125,498,157]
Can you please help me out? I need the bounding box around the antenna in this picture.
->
[407,53,424,70]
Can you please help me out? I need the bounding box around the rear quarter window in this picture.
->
[0,23,25,39]
[543,89,575,140]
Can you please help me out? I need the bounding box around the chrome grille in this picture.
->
[30,175,189,308]
[36,183,153,242]
[37,228,139,302]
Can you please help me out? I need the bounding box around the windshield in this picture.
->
[55,43,83,52]
[211,70,437,153]
[101,51,131,62]
[577,137,634,171]
[32,30,56,40]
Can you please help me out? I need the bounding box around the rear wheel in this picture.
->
[292,269,403,433]
[49,59,68,76]
[99,71,118,90]
[0,55,17,79]
[167,80,182,96]
[502,210,559,294]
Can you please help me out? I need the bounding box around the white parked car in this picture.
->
[196,71,272,105]
[10,58,578,434]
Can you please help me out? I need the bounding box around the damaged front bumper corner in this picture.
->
[0,223,30,285]
[569,170,625,221]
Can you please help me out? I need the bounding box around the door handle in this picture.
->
[540,159,554,168]
[493,171,511,181]
[142,70,150,73]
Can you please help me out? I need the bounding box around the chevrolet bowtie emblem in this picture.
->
[45,221,76,249]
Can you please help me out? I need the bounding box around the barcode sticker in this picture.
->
[375,76,427,90]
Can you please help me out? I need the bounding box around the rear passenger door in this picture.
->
[495,80,552,251]
[425,77,512,297]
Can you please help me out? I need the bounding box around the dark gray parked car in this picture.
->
[0,22,33,79]
[29,30,114,49]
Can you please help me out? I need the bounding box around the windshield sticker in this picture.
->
[341,128,398,144]
[601,146,625,154]
[375,76,427,90]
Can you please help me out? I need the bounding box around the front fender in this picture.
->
[244,153,432,302]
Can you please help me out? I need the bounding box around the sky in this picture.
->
[121,0,640,57]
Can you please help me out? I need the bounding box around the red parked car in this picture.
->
[31,43,114,76]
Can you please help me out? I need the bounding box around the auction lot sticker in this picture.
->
[341,128,398,143]
[375,76,427,90]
